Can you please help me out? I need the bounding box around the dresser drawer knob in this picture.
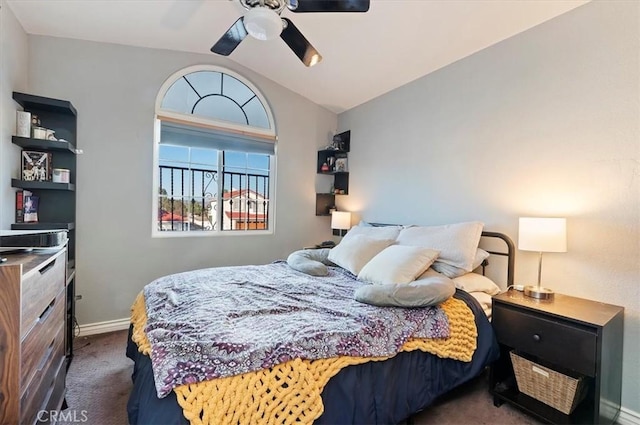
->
[533,334,541,342]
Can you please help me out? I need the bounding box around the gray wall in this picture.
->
[23,37,337,326]
[338,1,639,414]
[0,0,28,228]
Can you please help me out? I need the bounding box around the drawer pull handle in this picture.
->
[38,258,57,275]
[36,339,56,372]
[533,334,541,342]
[38,299,56,322]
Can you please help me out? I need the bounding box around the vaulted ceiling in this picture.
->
[6,0,588,113]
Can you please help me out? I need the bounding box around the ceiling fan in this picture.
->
[211,0,370,67]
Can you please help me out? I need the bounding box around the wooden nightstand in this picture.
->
[490,290,623,425]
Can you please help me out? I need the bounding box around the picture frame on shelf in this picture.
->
[21,150,51,181]
[332,130,350,152]
[335,157,348,172]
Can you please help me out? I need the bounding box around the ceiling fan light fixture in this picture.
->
[244,7,283,41]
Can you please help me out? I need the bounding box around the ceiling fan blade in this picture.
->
[211,18,248,56]
[280,18,322,67]
[289,0,369,13]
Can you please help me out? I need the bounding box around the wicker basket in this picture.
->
[510,351,588,415]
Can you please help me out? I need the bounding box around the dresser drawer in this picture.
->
[492,303,597,376]
[21,289,65,389]
[20,325,65,425]
[21,253,65,336]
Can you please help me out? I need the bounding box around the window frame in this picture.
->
[152,65,277,238]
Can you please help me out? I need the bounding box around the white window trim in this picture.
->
[151,65,277,238]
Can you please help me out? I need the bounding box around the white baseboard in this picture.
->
[618,406,640,425]
[77,317,130,337]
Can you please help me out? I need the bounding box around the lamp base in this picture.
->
[524,285,555,300]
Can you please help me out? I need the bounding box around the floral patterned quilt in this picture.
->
[143,261,450,397]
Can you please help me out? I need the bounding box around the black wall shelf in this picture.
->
[11,178,75,191]
[13,91,77,117]
[12,136,76,153]
[11,222,75,231]
[315,131,351,216]
[12,91,77,366]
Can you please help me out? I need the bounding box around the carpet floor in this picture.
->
[61,330,541,425]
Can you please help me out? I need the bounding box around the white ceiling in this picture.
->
[7,0,588,113]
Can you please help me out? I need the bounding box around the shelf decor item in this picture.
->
[21,150,51,182]
[15,190,24,223]
[16,111,31,137]
[52,168,71,183]
[510,351,587,415]
[32,127,47,139]
[518,217,567,300]
[335,157,348,172]
[23,194,39,223]
[332,130,350,151]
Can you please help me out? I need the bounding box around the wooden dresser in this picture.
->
[0,248,67,425]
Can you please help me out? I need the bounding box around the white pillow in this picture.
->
[396,221,484,272]
[432,248,490,278]
[452,273,501,295]
[357,245,440,285]
[327,235,395,275]
[342,223,402,242]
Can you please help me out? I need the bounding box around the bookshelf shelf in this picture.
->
[11,178,75,191]
[10,222,75,231]
[11,136,76,153]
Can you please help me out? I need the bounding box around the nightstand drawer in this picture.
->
[492,304,597,376]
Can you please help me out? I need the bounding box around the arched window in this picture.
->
[153,65,276,235]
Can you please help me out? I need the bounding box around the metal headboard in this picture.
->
[368,223,515,287]
[480,231,515,287]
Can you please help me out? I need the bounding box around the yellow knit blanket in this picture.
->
[130,292,477,425]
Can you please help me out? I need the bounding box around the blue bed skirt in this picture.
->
[127,289,498,425]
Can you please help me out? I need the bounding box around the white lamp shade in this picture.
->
[518,217,567,253]
[243,7,283,41]
[331,211,352,231]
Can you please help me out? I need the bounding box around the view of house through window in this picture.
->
[154,66,276,234]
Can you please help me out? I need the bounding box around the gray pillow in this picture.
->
[354,269,455,307]
[287,248,333,276]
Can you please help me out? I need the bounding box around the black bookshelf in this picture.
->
[12,91,78,366]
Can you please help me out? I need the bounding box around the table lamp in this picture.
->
[331,211,351,237]
[518,217,567,300]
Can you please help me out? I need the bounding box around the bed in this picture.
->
[127,222,514,425]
